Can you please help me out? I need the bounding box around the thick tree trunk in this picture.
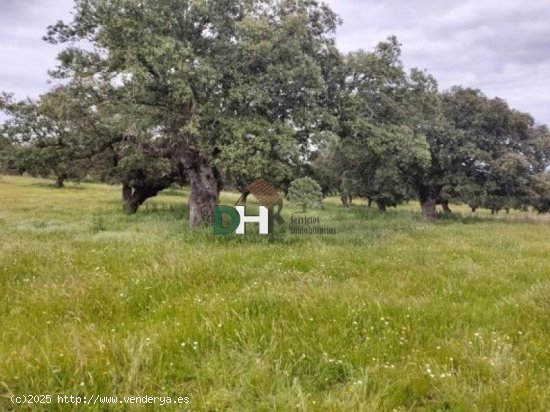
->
[376,199,387,213]
[184,154,221,228]
[419,185,438,220]
[122,184,132,202]
[340,195,352,207]
[55,174,67,188]
[123,186,157,214]
[441,200,452,214]
[125,193,143,214]
[341,195,349,208]
[122,178,174,214]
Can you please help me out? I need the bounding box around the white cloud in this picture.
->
[0,0,73,99]
[327,0,550,125]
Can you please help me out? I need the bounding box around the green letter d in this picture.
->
[213,206,241,235]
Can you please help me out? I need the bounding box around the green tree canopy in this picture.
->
[45,0,341,226]
[287,177,323,212]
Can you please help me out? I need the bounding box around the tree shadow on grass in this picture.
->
[191,226,301,246]
[103,199,188,217]
[434,210,550,226]
[158,187,190,197]
[336,201,550,226]
[140,202,190,220]
[28,182,87,191]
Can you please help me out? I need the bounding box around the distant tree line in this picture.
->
[1,0,550,226]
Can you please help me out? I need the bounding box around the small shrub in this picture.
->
[287,177,323,213]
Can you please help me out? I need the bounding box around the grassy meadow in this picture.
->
[1,175,549,411]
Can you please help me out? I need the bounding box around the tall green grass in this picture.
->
[1,175,549,411]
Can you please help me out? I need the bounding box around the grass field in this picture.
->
[1,175,549,411]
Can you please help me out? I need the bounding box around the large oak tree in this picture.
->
[45,0,340,227]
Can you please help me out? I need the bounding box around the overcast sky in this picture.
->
[1,0,549,125]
